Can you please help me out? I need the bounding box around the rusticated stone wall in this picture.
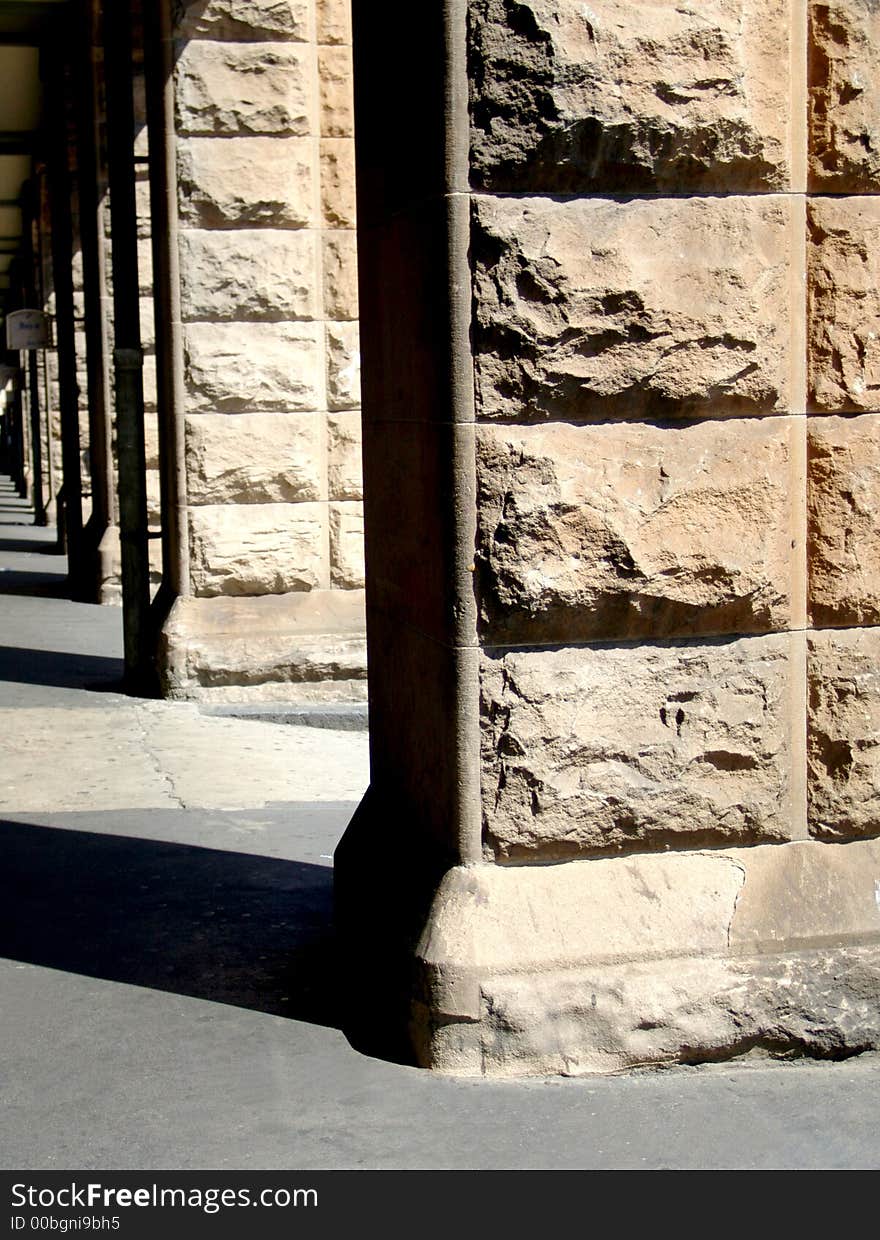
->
[160,0,366,700]
[341,0,880,1075]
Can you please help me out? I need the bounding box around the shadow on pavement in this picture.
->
[0,572,69,598]
[0,645,124,690]
[0,819,339,1030]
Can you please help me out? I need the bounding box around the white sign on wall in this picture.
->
[6,309,50,350]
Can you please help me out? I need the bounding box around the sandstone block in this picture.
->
[142,355,158,412]
[808,197,880,412]
[327,411,363,500]
[470,0,792,193]
[320,138,357,228]
[477,418,796,644]
[189,501,327,596]
[481,635,794,860]
[809,0,880,190]
[326,321,360,409]
[140,296,155,350]
[175,41,313,135]
[319,45,354,136]
[178,229,319,321]
[176,0,311,41]
[185,412,323,504]
[473,195,792,422]
[330,501,365,589]
[809,413,880,625]
[146,468,162,525]
[322,231,359,319]
[184,321,323,411]
[177,136,315,228]
[144,413,160,470]
[808,627,880,840]
[316,0,351,45]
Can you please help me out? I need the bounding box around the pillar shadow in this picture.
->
[0,645,124,689]
[0,819,339,1029]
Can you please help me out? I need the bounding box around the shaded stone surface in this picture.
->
[808,413,880,626]
[472,195,793,422]
[185,412,324,505]
[189,501,327,596]
[469,0,792,193]
[808,196,880,412]
[808,628,880,840]
[477,418,796,643]
[179,229,319,321]
[809,0,880,190]
[480,635,794,860]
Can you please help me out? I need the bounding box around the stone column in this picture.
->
[157,0,366,702]
[338,0,880,1073]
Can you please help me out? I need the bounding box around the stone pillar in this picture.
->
[157,0,366,702]
[338,0,880,1074]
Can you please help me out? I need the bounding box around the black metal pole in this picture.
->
[104,0,153,693]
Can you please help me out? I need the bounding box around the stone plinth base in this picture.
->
[407,841,880,1076]
[158,589,367,702]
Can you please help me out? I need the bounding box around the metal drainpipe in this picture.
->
[104,0,153,694]
[144,0,189,613]
[45,41,86,593]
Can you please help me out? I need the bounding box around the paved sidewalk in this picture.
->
[1,480,879,1171]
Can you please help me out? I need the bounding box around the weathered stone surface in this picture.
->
[322,231,359,319]
[185,412,323,504]
[809,0,880,190]
[412,842,880,1074]
[480,635,794,859]
[473,195,792,422]
[178,229,319,321]
[184,321,323,411]
[808,628,880,840]
[175,42,313,135]
[809,197,880,412]
[159,590,368,702]
[809,413,880,625]
[319,44,354,136]
[189,501,327,596]
[327,411,363,500]
[326,321,360,409]
[330,501,365,589]
[470,0,792,193]
[144,413,160,470]
[176,0,311,41]
[320,138,357,228]
[177,136,315,228]
[317,0,351,44]
[477,418,796,644]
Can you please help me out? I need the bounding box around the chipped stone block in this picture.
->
[178,229,319,321]
[176,0,311,41]
[809,196,880,412]
[477,418,797,644]
[144,413,160,470]
[808,627,880,839]
[330,501,365,589]
[470,0,792,193]
[473,194,793,422]
[320,138,356,228]
[327,411,363,500]
[326,321,360,409]
[322,231,359,319]
[177,136,316,228]
[480,635,794,860]
[175,41,313,136]
[809,0,880,190]
[809,413,880,625]
[189,501,327,596]
[319,44,354,136]
[185,412,323,504]
[184,321,323,411]
[316,0,351,45]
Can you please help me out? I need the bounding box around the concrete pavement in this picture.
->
[1,479,879,1171]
